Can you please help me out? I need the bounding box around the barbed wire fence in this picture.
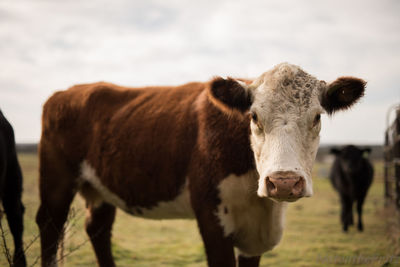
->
[0,207,90,267]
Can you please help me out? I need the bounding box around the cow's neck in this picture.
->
[197,90,255,177]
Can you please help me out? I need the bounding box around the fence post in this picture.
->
[384,105,400,209]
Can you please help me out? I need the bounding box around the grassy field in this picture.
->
[0,154,399,266]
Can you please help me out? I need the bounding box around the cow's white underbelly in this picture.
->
[79,161,194,219]
[216,171,287,256]
[79,161,287,255]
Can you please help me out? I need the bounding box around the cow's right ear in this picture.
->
[330,148,341,155]
[320,77,366,115]
[208,77,252,114]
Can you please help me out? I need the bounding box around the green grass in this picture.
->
[0,154,398,266]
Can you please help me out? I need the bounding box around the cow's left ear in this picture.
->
[320,77,366,115]
[208,77,252,113]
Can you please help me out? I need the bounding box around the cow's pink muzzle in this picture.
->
[265,171,305,201]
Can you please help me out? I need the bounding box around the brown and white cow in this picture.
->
[36,63,365,267]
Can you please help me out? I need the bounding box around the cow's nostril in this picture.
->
[266,177,276,192]
[293,177,304,194]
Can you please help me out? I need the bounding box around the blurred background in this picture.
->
[1,0,400,266]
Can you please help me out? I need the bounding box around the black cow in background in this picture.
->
[0,110,26,266]
[329,145,374,232]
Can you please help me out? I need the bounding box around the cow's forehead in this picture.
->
[251,63,325,112]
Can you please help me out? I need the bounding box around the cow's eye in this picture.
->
[313,114,321,127]
[250,111,263,131]
[250,111,258,122]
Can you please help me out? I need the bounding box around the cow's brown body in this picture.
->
[37,81,255,267]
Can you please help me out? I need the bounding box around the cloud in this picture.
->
[0,0,399,143]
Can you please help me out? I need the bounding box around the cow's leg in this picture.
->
[3,154,26,267]
[356,194,366,232]
[195,212,235,267]
[339,194,352,232]
[238,255,261,267]
[85,202,116,267]
[36,145,77,267]
[350,199,355,226]
[192,193,235,267]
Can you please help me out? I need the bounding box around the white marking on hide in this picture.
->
[79,161,194,219]
[132,180,194,219]
[216,171,287,256]
[80,161,129,210]
[257,176,268,198]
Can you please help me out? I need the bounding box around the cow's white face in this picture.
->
[209,63,366,202]
[248,64,324,200]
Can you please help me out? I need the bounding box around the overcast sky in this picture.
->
[1,0,399,144]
